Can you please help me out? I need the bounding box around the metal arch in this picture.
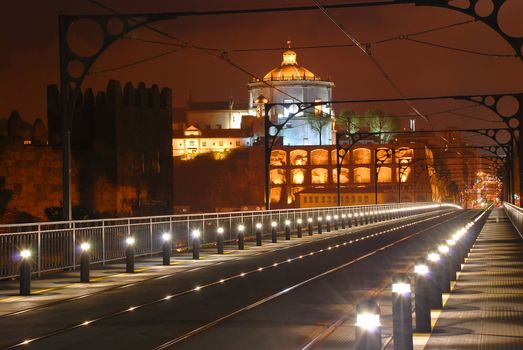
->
[453,93,522,133]
[59,12,183,220]
[414,0,523,61]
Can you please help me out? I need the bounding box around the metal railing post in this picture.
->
[102,220,106,265]
[37,224,41,277]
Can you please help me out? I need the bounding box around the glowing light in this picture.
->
[82,321,91,326]
[392,282,411,294]
[415,264,429,275]
[342,214,346,218]
[258,267,263,271]
[162,233,172,241]
[80,242,90,252]
[126,237,135,245]
[20,250,31,259]
[326,215,331,221]
[255,223,262,229]
[318,217,323,221]
[297,218,303,224]
[438,245,449,254]
[194,286,201,291]
[217,227,224,234]
[238,224,245,232]
[192,229,201,239]
[219,279,225,283]
[285,220,291,226]
[240,272,245,277]
[356,313,381,330]
[271,221,278,228]
[164,295,172,300]
[307,218,313,223]
[128,306,136,311]
[428,252,440,262]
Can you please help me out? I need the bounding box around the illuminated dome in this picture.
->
[263,42,317,81]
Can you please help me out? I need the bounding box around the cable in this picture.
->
[448,111,507,123]
[405,37,517,58]
[88,48,182,75]
[86,0,303,106]
[311,0,431,127]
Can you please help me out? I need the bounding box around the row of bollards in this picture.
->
[16,205,429,296]
[355,217,483,350]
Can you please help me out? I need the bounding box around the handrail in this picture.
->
[0,202,459,279]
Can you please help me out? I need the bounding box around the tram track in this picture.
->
[152,209,470,349]
[1,209,467,350]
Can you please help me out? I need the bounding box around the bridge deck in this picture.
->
[417,207,523,349]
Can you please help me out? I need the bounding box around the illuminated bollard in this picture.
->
[125,237,135,273]
[296,219,303,238]
[80,242,90,283]
[348,213,353,228]
[192,229,201,260]
[392,273,413,350]
[355,299,382,350]
[317,217,323,234]
[19,249,31,296]
[216,227,224,254]
[307,218,313,236]
[238,225,245,250]
[334,215,339,230]
[255,223,263,246]
[427,252,443,309]
[162,233,172,266]
[414,258,432,332]
[285,220,291,240]
[364,211,369,225]
[271,221,278,243]
[341,214,346,229]
[446,239,460,272]
[326,215,332,232]
[438,244,452,292]
[369,211,374,224]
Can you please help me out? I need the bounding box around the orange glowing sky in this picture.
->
[1,0,522,134]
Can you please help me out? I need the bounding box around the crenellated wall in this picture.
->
[0,80,173,222]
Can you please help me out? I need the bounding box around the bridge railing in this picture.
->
[503,202,523,236]
[0,202,458,279]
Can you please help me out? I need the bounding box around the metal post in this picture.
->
[264,108,271,210]
[297,219,303,238]
[162,239,171,266]
[238,230,245,250]
[255,224,262,246]
[392,273,413,350]
[102,221,106,266]
[285,220,291,240]
[193,235,200,260]
[334,215,339,230]
[19,253,31,296]
[341,214,346,229]
[326,216,331,232]
[317,217,323,234]
[308,218,313,236]
[414,258,432,332]
[271,223,278,243]
[80,250,90,283]
[217,228,224,254]
[126,242,135,273]
[355,299,382,350]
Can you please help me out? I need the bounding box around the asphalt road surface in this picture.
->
[0,208,481,350]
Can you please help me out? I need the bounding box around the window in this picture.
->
[315,196,319,203]
[216,124,222,129]
[236,140,240,146]
[358,196,362,203]
[219,141,223,146]
[202,141,206,147]
[321,196,325,203]
[327,196,331,203]
[304,197,308,203]
[189,140,196,147]
[364,196,369,203]
[309,196,313,203]
[352,195,356,202]
[205,125,211,130]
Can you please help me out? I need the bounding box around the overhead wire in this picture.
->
[311,0,431,127]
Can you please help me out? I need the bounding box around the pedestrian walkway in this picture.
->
[418,207,523,349]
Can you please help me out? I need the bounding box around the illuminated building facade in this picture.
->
[268,142,434,207]
[247,42,335,146]
[172,126,254,160]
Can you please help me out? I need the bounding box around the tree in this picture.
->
[304,112,331,145]
[364,109,401,143]
[335,109,361,134]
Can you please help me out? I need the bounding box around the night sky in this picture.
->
[1,0,522,139]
